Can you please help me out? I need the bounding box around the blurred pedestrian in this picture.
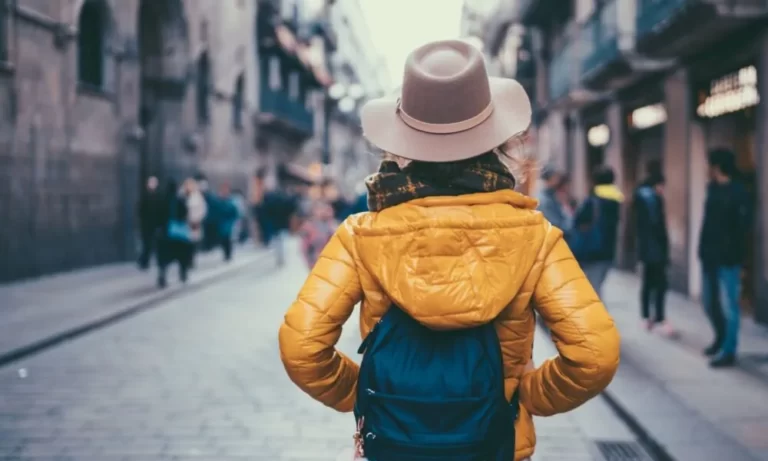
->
[537,165,568,230]
[216,183,240,262]
[555,174,576,217]
[279,40,619,461]
[633,173,671,335]
[156,179,205,288]
[261,185,297,267]
[137,176,164,270]
[699,148,751,367]
[298,201,338,269]
[571,166,623,297]
[322,179,350,221]
[185,178,208,269]
[194,172,218,252]
[231,188,249,244]
[250,168,268,246]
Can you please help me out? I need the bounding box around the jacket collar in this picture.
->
[406,189,539,209]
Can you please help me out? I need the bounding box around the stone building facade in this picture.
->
[0,0,263,282]
[485,0,768,324]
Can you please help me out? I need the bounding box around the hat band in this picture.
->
[396,99,495,134]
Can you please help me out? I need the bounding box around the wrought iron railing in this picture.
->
[548,33,582,102]
[581,0,621,76]
[259,85,314,135]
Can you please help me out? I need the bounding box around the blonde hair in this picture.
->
[377,129,538,188]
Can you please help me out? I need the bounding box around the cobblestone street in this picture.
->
[0,241,643,461]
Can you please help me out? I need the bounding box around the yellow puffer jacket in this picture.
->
[279,190,621,460]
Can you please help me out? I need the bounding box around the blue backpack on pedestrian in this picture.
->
[354,304,519,461]
[566,196,602,262]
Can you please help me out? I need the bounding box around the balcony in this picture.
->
[257,84,314,139]
[580,1,634,91]
[518,0,571,27]
[547,27,603,110]
[636,0,768,58]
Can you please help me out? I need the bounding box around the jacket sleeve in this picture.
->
[278,222,362,412]
[520,226,620,416]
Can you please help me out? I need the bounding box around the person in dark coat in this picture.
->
[194,173,219,252]
[156,180,197,288]
[633,173,671,334]
[537,165,568,230]
[261,188,298,267]
[137,176,164,270]
[573,166,624,297]
[698,148,751,367]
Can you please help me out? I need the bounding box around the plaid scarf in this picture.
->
[365,153,516,211]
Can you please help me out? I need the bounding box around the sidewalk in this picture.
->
[602,271,768,461]
[0,243,272,364]
[530,326,653,461]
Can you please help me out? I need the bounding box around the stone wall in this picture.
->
[0,0,261,282]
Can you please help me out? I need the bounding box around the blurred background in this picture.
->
[1,1,768,460]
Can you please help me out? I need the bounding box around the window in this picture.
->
[196,52,211,125]
[233,73,244,131]
[268,56,282,90]
[288,71,299,100]
[77,0,107,87]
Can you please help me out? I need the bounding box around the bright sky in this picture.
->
[359,0,464,91]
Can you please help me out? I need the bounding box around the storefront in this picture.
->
[693,63,759,315]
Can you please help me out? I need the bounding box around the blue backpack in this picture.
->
[354,305,519,461]
[566,196,603,262]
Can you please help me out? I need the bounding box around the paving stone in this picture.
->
[0,239,630,461]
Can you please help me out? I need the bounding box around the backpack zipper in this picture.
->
[358,319,383,354]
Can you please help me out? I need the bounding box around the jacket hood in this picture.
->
[594,184,625,203]
[350,190,548,330]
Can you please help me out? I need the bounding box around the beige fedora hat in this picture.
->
[361,39,532,163]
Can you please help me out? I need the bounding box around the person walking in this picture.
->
[699,148,751,367]
[261,185,297,267]
[297,201,338,270]
[156,179,205,288]
[633,173,671,335]
[231,188,249,244]
[537,165,568,230]
[278,40,619,461]
[572,166,624,297]
[137,176,164,270]
[216,183,240,262]
[194,173,218,252]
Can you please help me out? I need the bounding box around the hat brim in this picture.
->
[360,78,532,163]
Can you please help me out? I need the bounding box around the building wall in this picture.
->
[0,0,260,282]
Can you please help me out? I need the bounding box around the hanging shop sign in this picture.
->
[587,124,610,147]
[697,65,759,119]
[630,104,667,130]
